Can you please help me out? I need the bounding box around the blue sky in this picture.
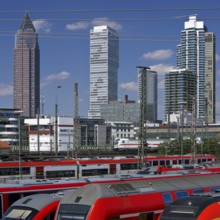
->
[0,0,220,121]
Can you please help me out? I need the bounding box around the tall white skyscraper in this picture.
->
[137,67,157,122]
[88,26,119,119]
[177,15,215,123]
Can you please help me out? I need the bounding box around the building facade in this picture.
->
[106,121,135,141]
[100,100,140,124]
[205,32,216,123]
[0,108,27,151]
[176,15,215,123]
[14,12,40,118]
[88,26,119,119]
[163,69,196,123]
[137,67,157,122]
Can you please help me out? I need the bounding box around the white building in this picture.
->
[106,121,135,142]
[25,116,73,152]
[88,26,119,119]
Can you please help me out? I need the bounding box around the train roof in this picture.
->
[0,154,215,166]
[59,174,220,205]
[8,193,61,211]
[60,173,220,207]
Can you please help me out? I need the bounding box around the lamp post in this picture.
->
[15,110,23,179]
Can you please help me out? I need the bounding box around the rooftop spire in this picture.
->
[19,11,35,32]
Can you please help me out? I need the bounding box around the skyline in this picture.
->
[1,0,220,121]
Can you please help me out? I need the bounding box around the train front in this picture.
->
[55,184,114,220]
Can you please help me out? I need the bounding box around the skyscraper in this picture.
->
[88,26,119,119]
[163,69,196,122]
[137,67,157,122]
[14,12,40,118]
[177,15,215,123]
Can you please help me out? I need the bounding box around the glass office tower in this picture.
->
[14,12,40,118]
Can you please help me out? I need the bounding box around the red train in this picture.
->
[55,173,220,220]
[0,154,215,181]
[0,170,204,219]
[2,193,61,220]
[160,192,220,220]
[0,174,150,219]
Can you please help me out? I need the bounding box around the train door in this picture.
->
[110,164,116,174]
[36,166,44,179]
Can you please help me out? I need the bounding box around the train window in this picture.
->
[152,161,158,166]
[184,159,189,164]
[159,160,165,166]
[46,170,75,178]
[57,204,90,220]
[173,160,177,165]
[81,168,108,176]
[120,163,138,170]
[198,159,201,164]
[162,192,173,204]
[3,206,38,220]
[165,160,170,166]
[209,187,220,192]
[192,189,205,194]
[0,167,31,176]
[175,191,189,199]
[202,159,206,162]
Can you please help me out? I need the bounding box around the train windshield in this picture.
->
[57,204,90,220]
[3,207,37,220]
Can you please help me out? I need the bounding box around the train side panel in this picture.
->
[33,200,60,220]
[86,193,164,220]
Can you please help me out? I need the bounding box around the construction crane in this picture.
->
[73,83,80,158]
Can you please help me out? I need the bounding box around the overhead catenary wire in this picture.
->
[0,8,220,13]
[1,17,220,22]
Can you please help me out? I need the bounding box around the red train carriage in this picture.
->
[0,154,215,181]
[55,173,220,220]
[160,192,220,220]
[2,194,61,220]
[0,170,202,219]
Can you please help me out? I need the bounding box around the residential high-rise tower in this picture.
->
[88,26,119,119]
[177,15,215,123]
[163,69,196,122]
[14,12,40,118]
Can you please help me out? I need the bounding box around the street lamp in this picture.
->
[15,110,23,180]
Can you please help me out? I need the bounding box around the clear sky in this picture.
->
[0,0,220,121]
